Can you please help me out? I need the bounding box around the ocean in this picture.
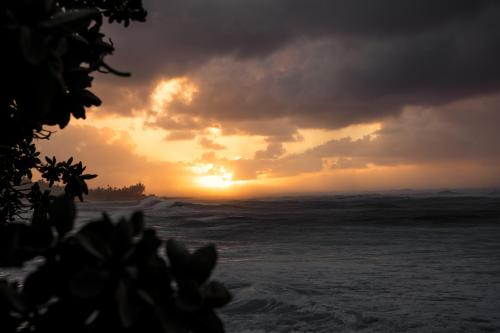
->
[8,192,500,332]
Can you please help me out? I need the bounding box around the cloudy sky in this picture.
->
[39,0,500,196]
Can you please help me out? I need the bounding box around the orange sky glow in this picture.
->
[37,76,500,198]
[31,1,500,199]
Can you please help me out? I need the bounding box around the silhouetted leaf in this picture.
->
[58,109,71,128]
[74,219,114,260]
[69,268,111,298]
[19,27,48,65]
[43,0,56,13]
[130,211,144,236]
[1,280,26,311]
[23,265,56,305]
[156,307,189,333]
[166,239,190,272]
[82,181,89,195]
[0,224,32,267]
[77,89,102,107]
[202,281,232,308]
[137,257,172,301]
[177,279,203,312]
[49,196,76,236]
[136,229,162,260]
[115,278,142,328]
[114,218,133,255]
[190,309,225,333]
[70,102,86,119]
[189,245,217,284]
[25,224,54,250]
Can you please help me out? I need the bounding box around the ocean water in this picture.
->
[15,193,500,332]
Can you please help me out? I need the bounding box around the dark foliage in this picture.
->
[0,0,145,221]
[0,139,97,221]
[0,198,231,333]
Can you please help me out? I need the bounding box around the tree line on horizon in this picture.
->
[86,182,148,201]
[36,180,149,201]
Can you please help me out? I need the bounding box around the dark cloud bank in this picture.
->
[99,0,500,131]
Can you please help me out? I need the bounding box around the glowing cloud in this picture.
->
[151,78,198,114]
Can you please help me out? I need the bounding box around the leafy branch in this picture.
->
[0,0,146,221]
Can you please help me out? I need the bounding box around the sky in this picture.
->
[39,0,500,197]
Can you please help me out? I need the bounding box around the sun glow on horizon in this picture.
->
[67,78,392,196]
[191,163,235,189]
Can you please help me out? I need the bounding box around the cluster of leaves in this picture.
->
[0,0,146,221]
[1,198,231,332]
[0,138,96,222]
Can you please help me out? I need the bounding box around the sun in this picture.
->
[196,173,233,188]
[191,164,234,189]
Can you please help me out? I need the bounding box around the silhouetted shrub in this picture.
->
[0,197,231,333]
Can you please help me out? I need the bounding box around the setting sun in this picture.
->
[191,163,234,189]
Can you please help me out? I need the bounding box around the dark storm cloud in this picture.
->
[99,0,500,133]
[107,0,496,78]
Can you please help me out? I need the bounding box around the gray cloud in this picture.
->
[105,0,497,80]
[201,95,500,180]
[254,143,286,160]
[272,96,500,176]
[95,1,500,137]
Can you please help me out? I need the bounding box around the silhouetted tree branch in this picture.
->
[0,0,146,221]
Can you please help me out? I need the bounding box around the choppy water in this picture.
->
[18,193,500,332]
